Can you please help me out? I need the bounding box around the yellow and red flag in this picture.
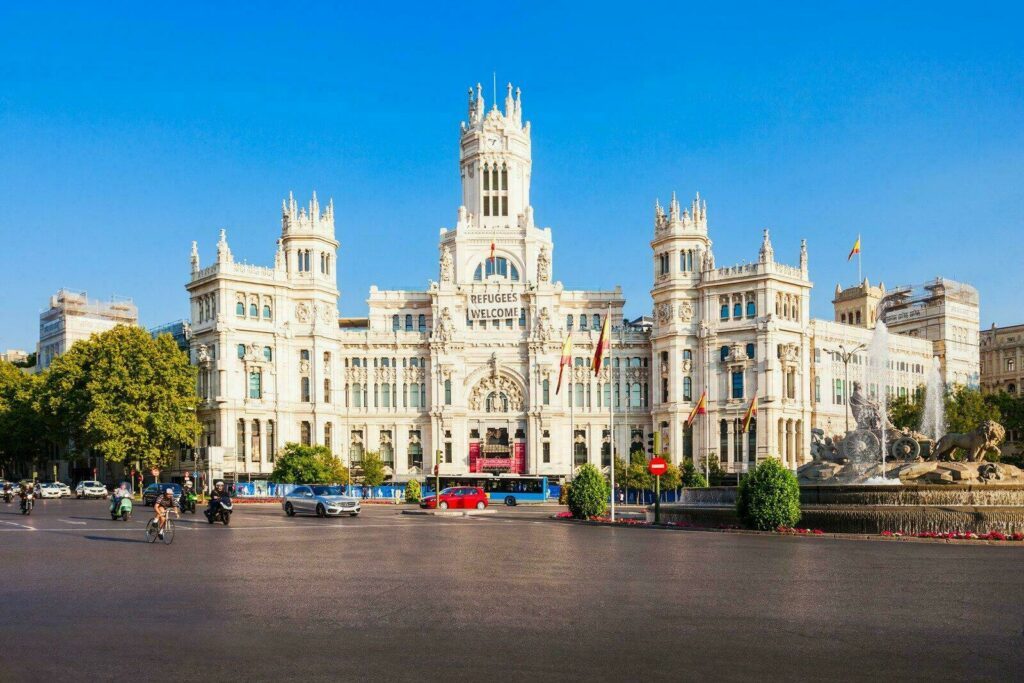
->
[741,395,758,433]
[686,389,707,427]
[489,242,496,264]
[592,315,610,375]
[555,335,573,395]
[847,236,861,261]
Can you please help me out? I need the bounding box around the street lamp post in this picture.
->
[827,343,867,433]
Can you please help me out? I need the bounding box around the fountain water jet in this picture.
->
[866,319,891,474]
[920,356,946,442]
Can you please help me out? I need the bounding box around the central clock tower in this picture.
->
[459,82,532,231]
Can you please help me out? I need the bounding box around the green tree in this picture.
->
[567,463,609,519]
[680,459,708,488]
[269,443,349,484]
[985,392,1024,466]
[360,450,387,487]
[736,457,801,530]
[404,478,422,503]
[888,392,923,431]
[944,385,1000,435]
[699,454,726,486]
[0,362,48,476]
[39,327,200,471]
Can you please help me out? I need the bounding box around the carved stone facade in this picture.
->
[179,83,965,481]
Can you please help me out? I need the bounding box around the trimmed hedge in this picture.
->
[736,458,800,530]
[404,479,421,503]
[567,464,609,519]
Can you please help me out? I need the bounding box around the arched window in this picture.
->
[733,303,742,318]
[418,314,426,332]
[732,371,744,399]
[405,314,413,331]
[542,378,550,405]
[236,302,245,316]
[720,304,729,320]
[263,346,272,361]
[248,303,257,317]
[720,345,730,362]
[746,343,755,359]
[486,391,509,413]
[392,314,400,331]
[300,421,311,446]
[630,383,642,408]
[683,349,692,361]
[580,316,588,331]
[566,315,574,329]
[381,383,391,408]
[352,383,362,408]
[301,377,311,402]
[410,383,420,408]
[237,344,245,359]
[251,419,261,461]
[324,422,332,451]
[746,301,756,317]
[236,419,246,461]
[444,379,452,405]
[263,305,272,320]
[683,377,692,401]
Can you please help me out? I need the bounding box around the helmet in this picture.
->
[165,488,174,495]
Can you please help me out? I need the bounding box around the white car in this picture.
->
[55,482,72,498]
[76,481,108,499]
[38,483,63,499]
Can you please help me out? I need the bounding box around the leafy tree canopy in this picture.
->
[269,443,349,484]
[359,450,387,487]
[39,326,199,470]
[945,386,1000,435]
[0,362,47,474]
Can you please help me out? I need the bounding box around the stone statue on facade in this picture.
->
[440,246,454,284]
[537,245,551,283]
[535,307,554,341]
[435,307,456,343]
[190,241,200,275]
[678,301,694,322]
[196,344,211,364]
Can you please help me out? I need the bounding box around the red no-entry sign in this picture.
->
[648,457,667,476]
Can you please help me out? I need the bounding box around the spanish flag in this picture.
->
[847,236,861,261]
[489,241,496,264]
[686,389,707,427]
[592,314,610,375]
[556,335,572,395]
[741,395,758,433]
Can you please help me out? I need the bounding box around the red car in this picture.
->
[421,486,488,510]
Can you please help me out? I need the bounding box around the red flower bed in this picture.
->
[881,529,1024,541]
[776,526,825,536]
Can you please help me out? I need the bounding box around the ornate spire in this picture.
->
[274,238,285,270]
[190,240,200,275]
[216,229,232,264]
[800,238,808,274]
[759,228,774,263]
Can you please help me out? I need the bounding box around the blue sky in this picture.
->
[1,1,1021,351]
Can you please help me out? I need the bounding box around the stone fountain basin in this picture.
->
[661,485,1024,535]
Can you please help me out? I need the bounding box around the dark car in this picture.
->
[142,483,182,507]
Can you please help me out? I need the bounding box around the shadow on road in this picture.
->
[83,535,146,544]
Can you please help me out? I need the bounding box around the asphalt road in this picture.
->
[1,498,1022,681]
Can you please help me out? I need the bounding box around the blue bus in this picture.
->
[428,475,550,506]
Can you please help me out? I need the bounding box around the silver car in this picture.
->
[283,485,361,518]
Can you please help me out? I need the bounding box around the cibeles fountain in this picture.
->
[660,320,1024,534]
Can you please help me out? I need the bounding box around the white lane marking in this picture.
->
[60,520,87,525]
[0,520,36,530]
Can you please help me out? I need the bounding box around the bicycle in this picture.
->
[145,507,177,545]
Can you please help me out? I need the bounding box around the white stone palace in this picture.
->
[182,83,971,482]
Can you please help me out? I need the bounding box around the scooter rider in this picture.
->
[19,480,34,511]
[2,481,12,503]
[206,480,230,519]
[112,482,130,508]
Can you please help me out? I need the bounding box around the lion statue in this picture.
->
[931,420,1006,462]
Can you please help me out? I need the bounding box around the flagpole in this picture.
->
[608,303,615,522]
[857,233,862,283]
[704,385,710,481]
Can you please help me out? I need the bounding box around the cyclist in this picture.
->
[153,488,176,539]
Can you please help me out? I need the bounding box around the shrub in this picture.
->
[699,454,727,486]
[269,443,349,484]
[567,464,609,519]
[404,479,421,503]
[681,460,708,488]
[735,457,800,530]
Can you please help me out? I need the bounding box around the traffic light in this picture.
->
[647,433,654,456]
[653,431,661,457]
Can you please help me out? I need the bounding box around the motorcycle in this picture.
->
[3,489,12,504]
[205,498,233,525]
[20,496,33,516]
[181,490,197,514]
[109,496,133,521]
